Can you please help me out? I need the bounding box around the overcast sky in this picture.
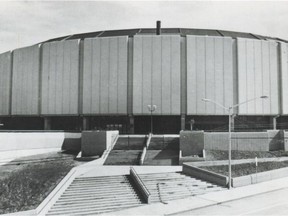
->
[0,1,288,53]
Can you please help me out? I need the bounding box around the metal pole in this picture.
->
[228,108,232,189]
[150,109,153,134]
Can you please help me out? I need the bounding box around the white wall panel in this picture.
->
[224,38,234,109]
[280,43,288,114]
[12,45,40,115]
[0,52,11,115]
[187,36,234,115]
[187,37,197,113]
[237,39,279,115]
[83,36,128,114]
[41,40,79,115]
[133,35,181,115]
[214,38,225,114]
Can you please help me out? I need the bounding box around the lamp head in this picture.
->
[202,98,211,102]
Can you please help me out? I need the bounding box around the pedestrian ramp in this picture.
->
[143,136,179,165]
[104,135,146,165]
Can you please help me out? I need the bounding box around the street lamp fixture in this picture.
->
[147,105,157,134]
[202,95,268,189]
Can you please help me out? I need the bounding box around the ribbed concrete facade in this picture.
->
[0,28,287,132]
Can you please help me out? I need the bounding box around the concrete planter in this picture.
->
[232,167,288,187]
[182,163,228,187]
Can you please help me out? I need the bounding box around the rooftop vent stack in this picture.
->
[156,21,161,35]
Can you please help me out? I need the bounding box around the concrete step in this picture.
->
[67,183,132,189]
[47,204,143,216]
[48,203,142,215]
[74,176,127,181]
[59,192,140,201]
[53,198,141,209]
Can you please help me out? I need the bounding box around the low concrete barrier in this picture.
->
[232,167,288,187]
[205,132,269,151]
[130,167,151,203]
[180,130,286,153]
[180,131,204,156]
[284,131,288,151]
[0,132,81,152]
[183,163,228,187]
[81,130,118,157]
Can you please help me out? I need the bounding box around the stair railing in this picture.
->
[130,167,151,203]
[140,133,152,165]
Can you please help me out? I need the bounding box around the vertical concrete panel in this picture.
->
[269,42,279,114]
[82,36,128,115]
[70,41,80,114]
[41,40,79,115]
[152,36,162,114]
[82,39,92,113]
[133,36,143,114]
[223,38,234,110]
[187,36,233,115]
[109,38,118,113]
[237,39,279,115]
[187,36,197,114]
[254,40,263,113]
[12,45,40,115]
[48,43,56,114]
[41,43,49,114]
[196,37,206,114]
[281,43,288,114]
[262,41,271,114]
[214,38,225,115]
[205,37,215,114]
[133,35,180,115]
[142,37,152,114]
[246,40,255,114]
[171,36,181,114]
[12,51,19,114]
[62,42,70,114]
[237,39,247,114]
[0,52,11,115]
[162,36,172,114]
[55,42,64,114]
[117,37,128,114]
[91,39,101,113]
[100,39,109,113]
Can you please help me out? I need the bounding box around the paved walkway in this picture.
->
[177,187,288,215]
[107,175,288,215]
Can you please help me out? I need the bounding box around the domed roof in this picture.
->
[43,28,288,43]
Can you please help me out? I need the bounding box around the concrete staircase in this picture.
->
[138,172,224,203]
[40,168,226,215]
[104,136,146,165]
[144,136,179,166]
[45,175,143,215]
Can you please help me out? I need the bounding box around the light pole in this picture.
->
[202,95,268,189]
[147,105,157,134]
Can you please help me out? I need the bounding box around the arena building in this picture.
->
[0,23,288,133]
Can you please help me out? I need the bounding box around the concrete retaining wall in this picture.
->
[180,131,204,156]
[232,167,288,187]
[81,130,118,157]
[284,131,288,151]
[180,130,286,153]
[205,132,269,151]
[0,132,81,152]
[183,163,228,187]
